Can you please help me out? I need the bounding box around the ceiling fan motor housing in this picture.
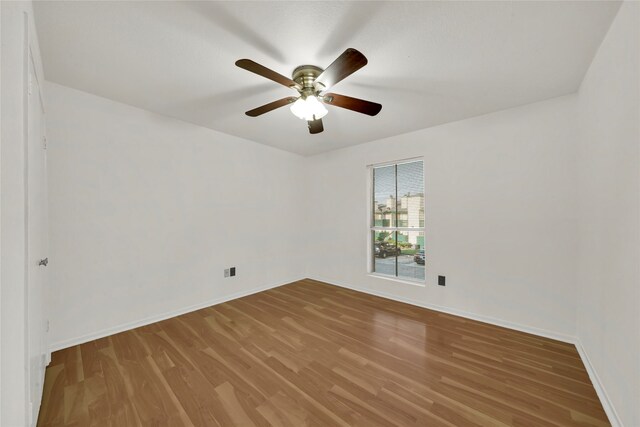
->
[292,65,324,97]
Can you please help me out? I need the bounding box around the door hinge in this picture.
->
[42,136,47,150]
[46,320,50,333]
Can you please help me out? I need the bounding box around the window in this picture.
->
[370,159,425,282]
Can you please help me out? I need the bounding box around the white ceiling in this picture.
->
[34,1,620,156]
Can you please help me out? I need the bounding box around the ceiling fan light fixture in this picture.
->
[290,95,328,121]
[236,49,380,134]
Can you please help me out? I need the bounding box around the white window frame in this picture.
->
[367,157,426,285]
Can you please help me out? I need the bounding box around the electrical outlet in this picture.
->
[224,268,230,278]
[438,275,446,286]
[230,267,236,277]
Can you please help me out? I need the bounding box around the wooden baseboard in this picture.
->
[49,277,305,352]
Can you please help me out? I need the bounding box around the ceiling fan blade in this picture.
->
[315,48,368,90]
[245,97,298,117]
[322,93,382,116]
[308,118,324,134]
[236,59,301,90]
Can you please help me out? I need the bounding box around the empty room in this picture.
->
[1,1,639,426]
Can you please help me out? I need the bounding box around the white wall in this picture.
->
[1,2,41,425]
[3,2,29,426]
[576,2,640,426]
[45,82,306,349]
[305,94,579,340]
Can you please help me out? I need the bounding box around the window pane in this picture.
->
[396,230,425,281]
[371,160,425,283]
[397,161,424,228]
[372,230,398,276]
[373,165,396,227]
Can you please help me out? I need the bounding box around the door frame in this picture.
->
[23,10,48,426]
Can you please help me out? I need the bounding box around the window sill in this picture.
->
[368,273,426,287]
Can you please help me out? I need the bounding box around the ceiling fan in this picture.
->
[235,48,382,134]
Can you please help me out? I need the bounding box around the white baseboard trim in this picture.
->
[49,277,305,352]
[310,276,625,425]
[310,276,576,343]
[574,338,622,427]
[50,275,622,426]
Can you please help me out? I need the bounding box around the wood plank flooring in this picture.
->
[38,279,610,426]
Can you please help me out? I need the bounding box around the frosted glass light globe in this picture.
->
[290,96,328,121]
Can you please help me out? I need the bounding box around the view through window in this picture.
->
[371,160,425,281]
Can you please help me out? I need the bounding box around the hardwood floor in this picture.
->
[38,279,610,426]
